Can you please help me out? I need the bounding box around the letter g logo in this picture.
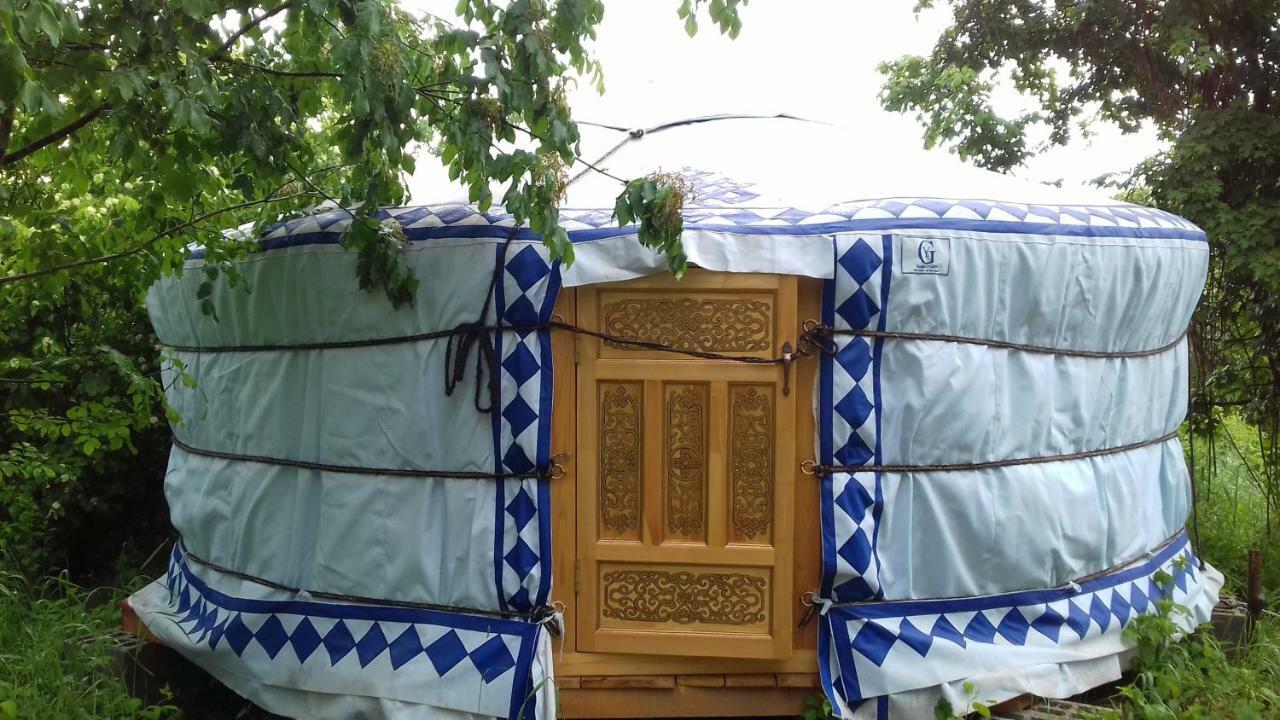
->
[917,239,936,265]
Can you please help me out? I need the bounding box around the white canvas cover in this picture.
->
[129,116,1219,719]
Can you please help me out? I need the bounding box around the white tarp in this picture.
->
[130,116,1219,719]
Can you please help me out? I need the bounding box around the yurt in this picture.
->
[127,115,1222,720]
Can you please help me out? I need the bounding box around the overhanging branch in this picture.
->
[213,2,294,58]
[0,104,106,166]
[0,191,315,286]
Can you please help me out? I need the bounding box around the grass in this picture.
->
[0,413,1275,720]
[1102,602,1280,719]
[0,570,179,720]
[1186,413,1280,597]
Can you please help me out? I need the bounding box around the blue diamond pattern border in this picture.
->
[159,545,544,720]
[821,534,1209,707]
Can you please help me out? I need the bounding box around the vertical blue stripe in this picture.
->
[508,628,541,720]
[817,616,840,716]
[818,238,838,600]
[870,234,892,598]
[492,242,509,612]
[534,261,562,606]
[830,613,862,702]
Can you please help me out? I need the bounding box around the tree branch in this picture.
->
[0,191,315,286]
[0,111,13,161]
[213,2,294,58]
[210,57,341,79]
[0,105,107,167]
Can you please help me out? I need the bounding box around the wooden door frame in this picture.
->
[574,272,796,660]
[548,273,824,678]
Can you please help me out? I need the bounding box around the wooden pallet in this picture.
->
[558,674,821,718]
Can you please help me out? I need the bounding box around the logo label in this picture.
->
[900,236,951,276]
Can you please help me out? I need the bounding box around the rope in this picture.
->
[163,321,1188,362]
[443,227,516,413]
[800,323,1189,360]
[176,539,556,624]
[807,529,1189,615]
[158,321,802,399]
[171,435,564,481]
[802,428,1180,476]
[162,320,793,362]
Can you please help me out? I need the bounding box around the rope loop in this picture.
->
[444,321,502,413]
[798,319,837,357]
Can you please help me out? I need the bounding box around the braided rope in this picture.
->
[803,428,1180,476]
[176,539,555,623]
[171,435,564,481]
[800,322,1188,359]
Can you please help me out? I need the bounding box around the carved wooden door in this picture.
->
[575,271,797,659]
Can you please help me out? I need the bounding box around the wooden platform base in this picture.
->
[557,681,818,718]
[119,600,155,642]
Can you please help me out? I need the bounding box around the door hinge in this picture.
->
[573,333,581,365]
[574,559,581,593]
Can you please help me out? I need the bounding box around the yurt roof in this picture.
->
[235,114,1205,286]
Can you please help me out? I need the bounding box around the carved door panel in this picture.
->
[576,271,797,659]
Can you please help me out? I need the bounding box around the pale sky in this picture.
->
[407,0,1163,189]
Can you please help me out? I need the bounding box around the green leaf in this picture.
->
[17,79,42,113]
[0,42,27,104]
[36,3,61,46]
[0,699,16,720]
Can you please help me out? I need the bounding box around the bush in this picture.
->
[0,263,173,581]
[0,570,179,720]
[1102,565,1280,719]
[1187,414,1280,596]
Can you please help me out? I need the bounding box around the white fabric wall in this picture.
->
[134,230,564,720]
[816,227,1217,717]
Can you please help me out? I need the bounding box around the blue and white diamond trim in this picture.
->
[818,531,1214,717]
[820,235,892,603]
[157,545,544,720]
[493,242,561,612]
[190,183,1206,263]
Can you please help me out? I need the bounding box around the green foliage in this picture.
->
[1186,415,1280,596]
[0,1,746,580]
[676,0,747,39]
[801,694,832,720]
[879,55,1032,172]
[878,0,1280,584]
[932,681,993,719]
[1093,566,1280,719]
[612,171,694,276]
[0,212,173,575]
[0,571,180,719]
[878,1,1280,172]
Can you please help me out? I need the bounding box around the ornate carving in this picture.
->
[599,384,642,536]
[601,570,768,625]
[730,386,773,539]
[665,385,706,536]
[602,297,771,353]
